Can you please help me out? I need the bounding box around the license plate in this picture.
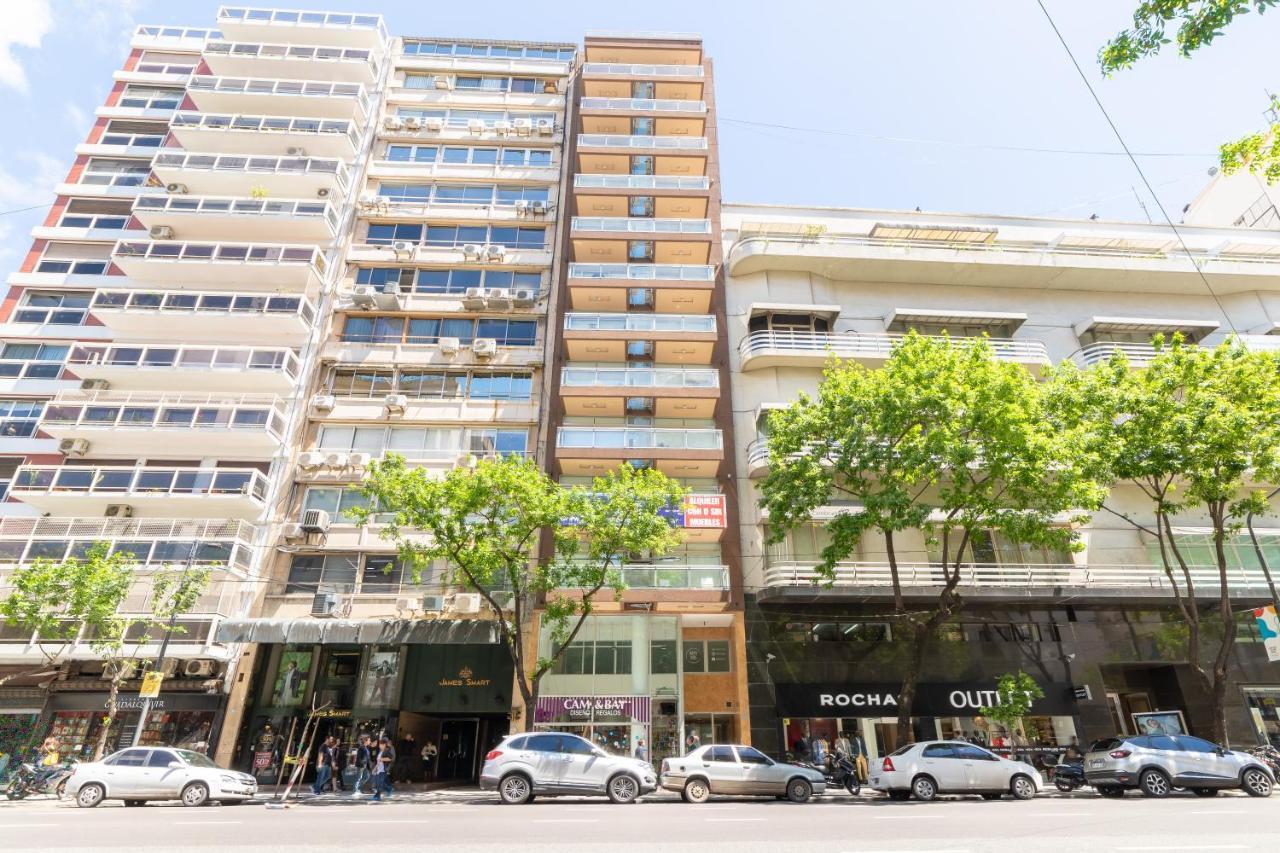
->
[1090,759,1105,767]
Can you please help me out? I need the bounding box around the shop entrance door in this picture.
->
[437,719,478,781]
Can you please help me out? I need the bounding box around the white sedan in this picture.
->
[869,740,1041,801]
[67,746,257,808]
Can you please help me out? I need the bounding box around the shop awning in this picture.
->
[214,618,500,646]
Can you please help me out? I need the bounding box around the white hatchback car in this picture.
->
[67,746,257,808]
[870,740,1041,801]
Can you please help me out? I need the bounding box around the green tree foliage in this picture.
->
[1049,338,1280,744]
[1099,1,1277,72]
[977,671,1046,740]
[355,454,686,729]
[761,334,1101,740]
[0,543,208,759]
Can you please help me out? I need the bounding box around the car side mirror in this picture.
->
[169,761,183,768]
[1215,747,1227,756]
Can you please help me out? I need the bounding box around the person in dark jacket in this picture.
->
[352,735,373,795]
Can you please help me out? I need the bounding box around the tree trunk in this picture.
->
[1209,513,1237,746]
[93,670,124,761]
[895,619,928,743]
[884,529,904,613]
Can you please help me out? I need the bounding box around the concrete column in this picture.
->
[631,614,650,696]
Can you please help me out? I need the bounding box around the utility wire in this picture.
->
[1033,0,1239,335]
[0,203,51,217]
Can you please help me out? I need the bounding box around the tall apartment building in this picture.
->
[721,203,1280,757]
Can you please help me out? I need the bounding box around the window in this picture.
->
[16,292,91,325]
[366,223,422,244]
[0,400,43,437]
[302,488,374,523]
[1174,736,1220,754]
[650,639,677,674]
[559,735,596,755]
[468,372,532,400]
[682,640,730,673]
[525,734,560,752]
[330,369,394,397]
[360,556,403,592]
[146,750,176,768]
[955,744,997,761]
[1148,735,1178,751]
[286,554,359,593]
[119,85,182,109]
[467,428,527,457]
[706,745,736,763]
[553,639,631,675]
[507,736,529,750]
[105,749,150,767]
[628,240,654,261]
[317,425,385,452]
[0,342,68,379]
[736,746,772,765]
[922,743,957,758]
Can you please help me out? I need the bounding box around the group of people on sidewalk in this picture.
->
[312,734,397,801]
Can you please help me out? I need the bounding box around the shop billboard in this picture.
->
[1255,605,1280,663]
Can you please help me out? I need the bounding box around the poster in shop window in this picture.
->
[1255,605,1280,662]
[271,650,313,708]
[359,649,401,708]
[1131,710,1187,736]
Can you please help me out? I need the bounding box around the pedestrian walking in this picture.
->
[353,734,373,796]
[330,736,346,792]
[371,736,395,802]
[634,738,648,763]
[311,736,335,795]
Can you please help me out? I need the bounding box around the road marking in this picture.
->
[842,849,971,853]
[173,821,242,826]
[533,818,598,823]
[705,817,766,822]
[1114,847,1250,851]
[1023,811,1090,816]
[870,813,946,819]
[348,819,432,824]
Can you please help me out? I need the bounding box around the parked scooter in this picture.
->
[1053,760,1090,793]
[828,754,862,795]
[4,760,77,800]
[1248,745,1280,778]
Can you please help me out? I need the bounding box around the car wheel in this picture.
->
[498,773,532,805]
[1010,774,1036,801]
[887,790,911,801]
[181,782,210,807]
[981,793,1002,800]
[1096,785,1125,798]
[124,800,145,807]
[1139,769,1171,798]
[684,778,711,804]
[786,778,813,803]
[607,774,640,804]
[76,784,105,809]
[911,775,937,802]
[1241,768,1272,798]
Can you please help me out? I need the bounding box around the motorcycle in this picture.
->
[4,760,77,800]
[1248,745,1280,778]
[1052,760,1090,793]
[828,754,863,795]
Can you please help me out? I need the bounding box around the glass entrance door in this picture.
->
[437,718,479,780]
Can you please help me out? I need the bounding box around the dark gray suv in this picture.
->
[1084,734,1274,798]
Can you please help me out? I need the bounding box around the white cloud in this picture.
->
[67,0,143,56]
[0,0,53,92]
[64,102,89,132]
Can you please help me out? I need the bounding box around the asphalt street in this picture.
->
[0,787,1275,853]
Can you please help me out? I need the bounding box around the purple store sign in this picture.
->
[534,695,651,724]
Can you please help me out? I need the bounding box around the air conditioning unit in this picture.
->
[529,200,548,216]
[383,115,404,130]
[513,199,529,216]
[358,192,379,207]
[298,450,326,469]
[157,658,179,678]
[484,288,511,309]
[80,378,109,391]
[467,118,485,134]
[280,522,304,539]
[325,451,350,468]
[449,593,482,615]
[511,288,536,308]
[300,508,331,533]
[485,244,506,262]
[286,147,308,157]
[421,594,445,613]
[461,287,487,309]
[351,285,379,308]
[183,659,216,678]
[472,337,498,358]
[536,119,554,135]
[424,116,444,132]
[392,240,416,259]
[311,590,341,617]
[495,120,512,135]
[349,451,373,467]
[105,504,133,518]
[316,187,330,198]
[438,336,460,355]
[149,225,174,240]
[165,182,188,194]
[403,116,422,131]
[434,76,453,90]
[461,243,483,260]
[513,118,532,136]
[59,438,90,457]
[384,393,407,413]
[311,394,336,413]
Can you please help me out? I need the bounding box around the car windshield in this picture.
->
[173,749,218,768]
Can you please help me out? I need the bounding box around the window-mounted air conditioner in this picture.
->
[311,590,341,617]
[513,118,532,136]
[535,119,554,135]
[484,288,510,309]
[165,182,188,194]
[467,118,485,134]
[325,451,350,468]
[461,243,483,260]
[511,288,536,308]
[449,593,482,615]
[403,116,423,131]
[105,504,133,518]
[461,287,486,310]
[485,244,506,262]
[349,451,373,467]
[495,120,512,135]
[424,116,444,132]
[434,76,453,90]
[421,594,445,612]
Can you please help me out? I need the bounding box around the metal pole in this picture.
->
[129,541,199,748]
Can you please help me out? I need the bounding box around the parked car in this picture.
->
[660,743,826,803]
[1084,734,1273,798]
[480,732,657,804]
[869,740,1042,801]
[67,746,257,808]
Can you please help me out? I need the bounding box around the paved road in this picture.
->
[1,788,1275,853]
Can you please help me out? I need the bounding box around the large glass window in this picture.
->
[16,291,91,325]
[302,487,374,523]
[0,400,43,437]
[286,554,359,593]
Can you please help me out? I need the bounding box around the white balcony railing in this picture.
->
[571,217,711,234]
[561,365,719,389]
[133,195,340,231]
[216,7,387,37]
[761,561,1280,593]
[574,174,709,191]
[564,313,715,333]
[113,240,328,277]
[557,426,722,451]
[563,563,727,589]
[577,134,707,150]
[170,112,360,149]
[92,289,316,325]
[582,63,704,78]
[204,41,379,70]
[133,25,220,41]
[67,344,300,380]
[43,392,287,438]
[11,466,271,503]
[739,330,1051,366]
[580,97,706,113]
[0,517,257,572]
[189,75,372,113]
[568,263,715,281]
[151,151,350,190]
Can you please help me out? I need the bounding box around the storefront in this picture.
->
[1244,685,1280,748]
[533,695,651,756]
[42,691,225,760]
[0,690,43,780]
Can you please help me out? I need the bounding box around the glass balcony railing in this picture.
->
[560,365,718,389]
[67,344,300,379]
[0,517,257,572]
[133,195,340,232]
[577,134,707,150]
[556,426,722,451]
[573,174,709,191]
[571,217,710,234]
[581,63,704,78]
[78,171,150,188]
[189,75,372,113]
[113,240,328,277]
[568,263,715,281]
[133,25,220,41]
[617,564,728,589]
[42,392,287,438]
[580,97,705,113]
[216,7,386,37]
[170,112,359,149]
[563,313,715,332]
[205,40,379,69]
[133,62,198,76]
[11,465,270,503]
[152,151,350,189]
[739,330,1052,366]
[92,289,316,325]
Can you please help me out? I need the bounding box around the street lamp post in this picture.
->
[129,541,201,748]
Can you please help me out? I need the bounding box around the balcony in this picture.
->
[203,40,380,84]
[568,263,715,283]
[357,197,558,225]
[1070,342,1162,368]
[564,313,715,333]
[745,438,771,478]
[738,330,1052,373]
[188,75,372,119]
[369,157,558,184]
[582,63,704,78]
[310,394,537,425]
[571,217,711,235]
[346,241,553,269]
[41,392,286,458]
[215,8,389,50]
[9,465,270,519]
[151,151,349,198]
[562,314,716,365]
[322,338,544,370]
[393,86,563,111]
[574,174,709,191]
[0,517,257,575]
[580,97,706,115]
[560,366,719,418]
[132,195,339,242]
[577,134,707,152]
[91,289,315,344]
[758,561,1280,604]
[557,426,722,452]
[131,25,220,51]
[398,53,572,78]
[112,240,328,290]
[67,344,301,393]
[169,112,359,159]
[560,365,719,389]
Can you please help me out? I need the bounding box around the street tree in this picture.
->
[977,671,1046,746]
[761,334,1101,741]
[355,454,686,731]
[0,543,209,759]
[1049,338,1280,744]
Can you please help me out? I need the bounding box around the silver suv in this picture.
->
[479,732,657,805]
[1084,734,1274,798]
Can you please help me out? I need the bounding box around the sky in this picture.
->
[1,0,1279,272]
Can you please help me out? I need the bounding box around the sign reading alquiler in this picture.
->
[775,682,1078,717]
